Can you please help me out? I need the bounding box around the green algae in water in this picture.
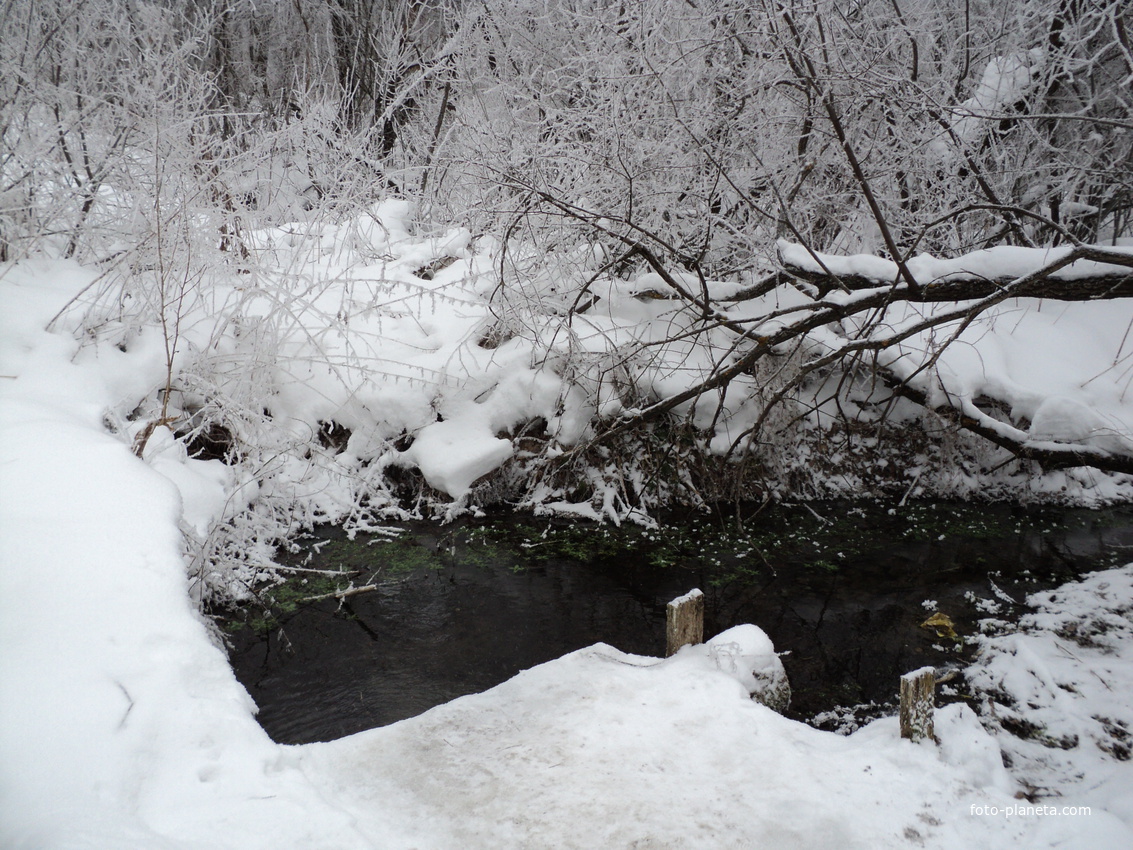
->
[224,500,1129,634]
[463,500,1080,586]
[310,536,448,576]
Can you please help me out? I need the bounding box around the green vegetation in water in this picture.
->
[305,536,449,576]
[464,500,1105,587]
[222,536,456,634]
[219,567,355,635]
[219,500,1127,634]
[467,522,643,564]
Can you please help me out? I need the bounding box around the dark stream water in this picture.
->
[222,501,1133,745]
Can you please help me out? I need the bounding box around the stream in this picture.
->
[222,500,1133,745]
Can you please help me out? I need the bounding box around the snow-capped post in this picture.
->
[899,667,936,743]
[666,589,704,657]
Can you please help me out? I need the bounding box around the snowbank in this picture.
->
[38,201,1130,556]
[298,646,1057,849]
[968,566,1133,825]
[0,263,371,849]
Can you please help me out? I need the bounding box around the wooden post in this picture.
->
[899,666,936,742]
[666,589,704,657]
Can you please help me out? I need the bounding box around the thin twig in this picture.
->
[301,583,380,603]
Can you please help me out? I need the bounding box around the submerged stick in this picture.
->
[301,583,379,603]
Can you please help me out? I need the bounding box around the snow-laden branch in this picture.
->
[778,241,1133,301]
[563,239,1133,479]
[885,379,1133,476]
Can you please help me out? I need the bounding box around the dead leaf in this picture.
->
[920,612,959,640]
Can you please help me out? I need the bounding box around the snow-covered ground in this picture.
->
[968,566,1133,822]
[2,218,1133,848]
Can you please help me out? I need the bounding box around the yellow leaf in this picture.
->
[920,612,959,640]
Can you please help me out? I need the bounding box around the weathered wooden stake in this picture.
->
[666,588,704,657]
[899,666,936,742]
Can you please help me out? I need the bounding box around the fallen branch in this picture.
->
[780,243,1133,301]
[574,248,1133,479]
[885,379,1133,476]
[502,180,1133,480]
[788,268,1133,302]
[300,583,380,603]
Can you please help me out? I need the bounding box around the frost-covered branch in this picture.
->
[779,242,1133,301]
[885,380,1133,476]
[568,240,1133,479]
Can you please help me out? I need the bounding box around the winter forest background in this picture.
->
[3,0,1132,604]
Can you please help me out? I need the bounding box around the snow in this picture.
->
[0,267,371,849]
[3,220,1133,847]
[298,649,1042,849]
[142,425,242,537]
[773,237,1133,497]
[879,296,1133,467]
[967,566,1133,824]
[702,623,791,711]
[400,411,514,499]
[949,49,1045,145]
[667,586,703,606]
